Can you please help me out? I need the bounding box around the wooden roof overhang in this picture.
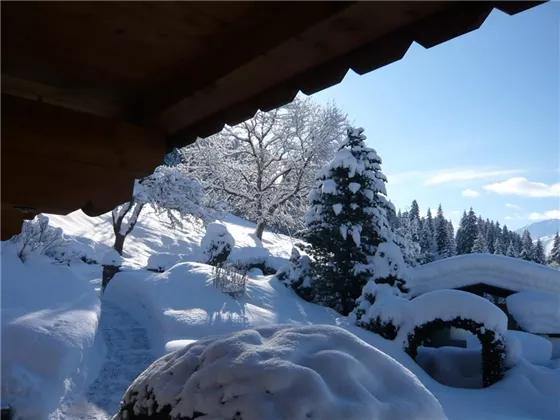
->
[0,1,545,239]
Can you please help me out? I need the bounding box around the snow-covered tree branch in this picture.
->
[111,164,223,255]
[179,96,348,239]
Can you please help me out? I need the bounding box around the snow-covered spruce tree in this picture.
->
[471,229,489,253]
[111,164,220,255]
[434,204,450,259]
[456,208,478,254]
[533,239,546,265]
[352,242,410,340]
[493,236,505,255]
[519,230,535,261]
[548,232,560,266]
[302,127,394,315]
[506,240,519,258]
[446,220,457,257]
[419,212,437,264]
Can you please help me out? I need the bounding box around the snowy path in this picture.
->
[56,300,156,420]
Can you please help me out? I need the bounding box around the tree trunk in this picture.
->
[255,220,266,241]
[113,233,126,255]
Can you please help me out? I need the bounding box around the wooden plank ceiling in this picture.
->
[0,1,545,238]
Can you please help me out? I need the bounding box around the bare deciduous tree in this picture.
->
[180,96,348,240]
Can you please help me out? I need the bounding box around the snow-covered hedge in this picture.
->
[12,214,64,262]
[200,222,234,266]
[506,291,560,335]
[113,325,445,420]
[401,290,508,388]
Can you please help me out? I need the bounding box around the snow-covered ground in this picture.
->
[2,209,560,419]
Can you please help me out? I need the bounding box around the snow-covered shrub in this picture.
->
[401,290,508,388]
[147,253,186,273]
[44,235,110,265]
[353,242,410,339]
[12,214,65,262]
[277,247,313,301]
[114,325,446,420]
[228,246,272,273]
[200,222,234,266]
[302,127,397,315]
[212,263,248,298]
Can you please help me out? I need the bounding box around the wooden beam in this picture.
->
[127,1,352,124]
[1,95,165,239]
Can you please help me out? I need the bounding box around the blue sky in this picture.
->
[311,2,559,230]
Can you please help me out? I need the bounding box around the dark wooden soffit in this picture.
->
[164,1,544,150]
[2,1,545,153]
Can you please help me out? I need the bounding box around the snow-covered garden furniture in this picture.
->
[401,290,508,388]
[102,250,123,292]
[200,222,234,266]
[113,325,445,420]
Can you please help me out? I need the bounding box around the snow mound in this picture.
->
[506,330,552,366]
[114,325,446,420]
[506,291,560,335]
[229,246,270,267]
[408,254,560,297]
[398,289,508,342]
[1,244,101,419]
[147,252,189,272]
[103,249,123,266]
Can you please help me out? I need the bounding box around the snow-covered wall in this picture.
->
[408,254,560,297]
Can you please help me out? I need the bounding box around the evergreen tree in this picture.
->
[471,229,489,253]
[548,232,560,266]
[493,236,505,255]
[419,214,437,264]
[303,127,394,315]
[486,221,496,254]
[408,200,421,243]
[456,208,478,254]
[506,240,519,258]
[520,230,534,261]
[533,239,546,265]
[446,220,457,257]
[434,204,449,258]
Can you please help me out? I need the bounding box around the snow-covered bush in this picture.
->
[212,263,248,298]
[302,127,396,315]
[506,291,560,335]
[228,246,272,273]
[401,290,508,388]
[113,325,446,420]
[147,253,187,273]
[200,222,234,266]
[353,242,410,339]
[12,214,65,262]
[277,247,313,301]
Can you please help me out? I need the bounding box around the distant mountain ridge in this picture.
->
[516,219,559,255]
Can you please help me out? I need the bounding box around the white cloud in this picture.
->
[461,189,480,198]
[505,203,522,210]
[450,210,462,216]
[483,177,560,198]
[527,209,560,221]
[425,169,522,185]
[505,213,524,221]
